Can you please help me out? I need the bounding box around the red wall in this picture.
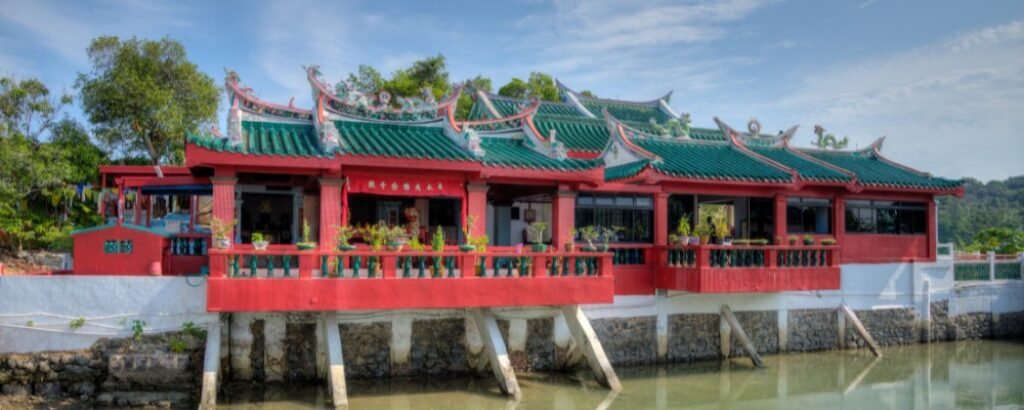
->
[72,225,168,275]
[842,234,929,264]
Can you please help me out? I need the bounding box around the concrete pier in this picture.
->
[323,313,348,409]
[470,308,521,399]
[199,320,221,410]
[561,305,621,392]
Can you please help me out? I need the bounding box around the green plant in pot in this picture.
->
[336,225,357,251]
[675,214,692,245]
[694,221,712,245]
[597,226,622,252]
[296,219,317,250]
[788,235,799,246]
[526,222,548,252]
[579,226,599,251]
[459,215,480,252]
[251,232,269,251]
[430,226,446,277]
[565,228,578,252]
[384,225,406,251]
[211,217,235,249]
[802,234,815,246]
[821,237,837,246]
[713,213,731,245]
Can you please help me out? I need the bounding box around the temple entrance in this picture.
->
[348,194,462,244]
[239,191,296,244]
[485,184,554,247]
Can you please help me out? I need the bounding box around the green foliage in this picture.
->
[69,317,86,330]
[168,337,188,353]
[675,214,691,237]
[599,226,623,245]
[382,54,450,101]
[497,72,560,101]
[526,222,547,244]
[131,320,146,341]
[579,90,596,98]
[0,77,70,140]
[335,225,357,247]
[455,75,492,120]
[431,226,445,252]
[76,36,219,164]
[578,226,600,248]
[938,176,1024,246]
[250,232,264,242]
[962,228,1024,254]
[346,65,385,94]
[408,237,425,251]
[182,321,206,339]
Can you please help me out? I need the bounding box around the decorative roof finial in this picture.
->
[812,124,850,150]
[748,118,762,136]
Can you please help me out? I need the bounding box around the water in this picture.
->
[220,340,1024,409]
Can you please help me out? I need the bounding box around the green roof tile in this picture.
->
[688,127,727,141]
[335,121,475,161]
[467,101,493,121]
[604,160,650,181]
[804,149,962,189]
[633,138,792,182]
[582,99,672,123]
[243,121,326,157]
[749,146,851,183]
[480,137,600,172]
[533,115,610,153]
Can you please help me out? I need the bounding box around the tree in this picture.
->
[579,90,596,98]
[76,36,219,165]
[346,65,385,94]
[963,228,1024,254]
[0,77,71,140]
[938,176,1024,245]
[382,54,450,100]
[498,78,528,99]
[455,75,492,120]
[497,72,560,101]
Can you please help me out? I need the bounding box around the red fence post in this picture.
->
[696,246,711,269]
[382,253,396,278]
[299,252,314,278]
[766,246,777,268]
[209,251,226,277]
[600,254,613,277]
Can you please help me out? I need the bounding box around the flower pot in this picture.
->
[253,241,269,251]
[337,244,357,251]
[564,243,575,252]
[531,244,547,252]
[297,242,316,251]
[214,238,231,250]
[722,239,733,246]
[699,236,710,245]
[386,241,404,252]
[802,239,815,246]
[458,245,476,252]
[688,236,700,246]
[581,246,597,252]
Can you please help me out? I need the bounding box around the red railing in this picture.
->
[206,248,615,311]
[657,244,841,293]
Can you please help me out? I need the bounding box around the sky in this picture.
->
[1,0,1022,182]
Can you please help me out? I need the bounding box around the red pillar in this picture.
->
[319,178,343,250]
[466,183,489,239]
[833,194,846,263]
[774,194,787,242]
[211,175,237,240]
[927,199,937,261]
[551,187,576,250]
[654,193,669,246]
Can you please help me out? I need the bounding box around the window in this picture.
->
[576,194,653,243]
[787,197,832,234]
[845,200,927,235]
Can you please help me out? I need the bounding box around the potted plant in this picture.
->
[211,217,235,249]
[714,214,731,245]
[669,234,680,246]
[579,226,599,252]
[459,215,479,252]
[296,219,317,250]
[408,237,427,278]
[251,232,269,251]
[733,239,749,246]
[788,235,799,246]
[597,226,622,252]
[752,238,768,246]
[821,237,836,246]
[526,222,548,252]
[675,214,692,244]
[694,221,712,245]
[774,236,784,245]
[802,234,815,246]
[385,225,406,251]
[431,226,445,277]
[565,229,577,252]
[336,225,358,251]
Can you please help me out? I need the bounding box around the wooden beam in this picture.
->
[469,308,521,399]
[840,304,882,357]
[843,356,881,395]
[199,320,221,410]
[323,313,349,409]
[720,305,765,368]
[561,305,623,392]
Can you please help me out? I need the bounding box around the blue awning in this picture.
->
[139,184,213,195]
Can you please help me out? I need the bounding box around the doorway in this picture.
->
[240,192,296,244]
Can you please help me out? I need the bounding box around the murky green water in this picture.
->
[221,340,1024,409]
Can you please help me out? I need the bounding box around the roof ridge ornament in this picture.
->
[812,124,851,150]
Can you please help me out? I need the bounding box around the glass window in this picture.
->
[844,200,927,235]
[575,194,654,243]
[786,197,832,234]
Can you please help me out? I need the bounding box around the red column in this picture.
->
[466,183,489,239]
[319,178,343,250]
[774,194,787,242]
[927,199,937,261]
[833,194,846,246]
[654,192,669,247]
[340,179,349,227]
[211,175,237,238]
[551,187,576,250]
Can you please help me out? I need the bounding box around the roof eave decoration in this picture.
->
[779,134,862,190]
[598,110,661,175]
[306,65,459,124]
[722,123,800,184]
[555,78,597,118]
[713,116,786,147]
[864,136,962,192]
[225,70,315,150]
[475,89,502,119]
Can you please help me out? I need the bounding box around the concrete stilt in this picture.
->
[199,321,222,410]
[843,356,881,395]
[560,305,622,392]
[469,308,521,399]
[839,304,882,357]
[720,305,765,368]
[719,314,732,358]
[322,313,349,409]
[837,308,847,348]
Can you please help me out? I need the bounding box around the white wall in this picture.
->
[0,276,216,353]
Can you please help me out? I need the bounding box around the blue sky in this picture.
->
[1,0,1022,181]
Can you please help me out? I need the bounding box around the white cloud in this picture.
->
[763,39,802,50]
[773,20,1024,181]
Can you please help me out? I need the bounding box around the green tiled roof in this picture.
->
[582,100,672,123]
[335,121,474,161]
[804,150,962,189]
[467,101,493,121]
[688,127,727,141]
[490,98,520,117]
[633,138,792,182]
[749,146,852,183]
[537,101,585,117]
[242,121,327,157]
[604,160,650,181]
[533,115,610,153]
[187,121,328,157]
[480,137,601,172]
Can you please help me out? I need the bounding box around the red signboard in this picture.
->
[346,175,464,198]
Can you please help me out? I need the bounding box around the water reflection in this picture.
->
[220,340,1024,409]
